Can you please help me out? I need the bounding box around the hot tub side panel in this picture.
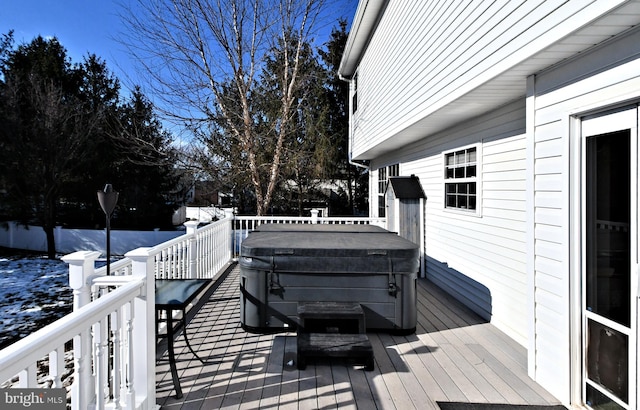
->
[239,264,417,334]
[239,228,419,334]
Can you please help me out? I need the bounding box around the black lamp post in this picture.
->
[97,184,119,276]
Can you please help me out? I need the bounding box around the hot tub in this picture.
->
[239,223,419,334]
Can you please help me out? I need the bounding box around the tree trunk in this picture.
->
[44,224,56,259]
[43,187,58,259]
[44,202,57,259]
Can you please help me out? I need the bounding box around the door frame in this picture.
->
[570,105,639,409]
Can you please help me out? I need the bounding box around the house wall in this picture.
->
[350,0,626,159]
[371,101,529,345]
[529,26,640,403]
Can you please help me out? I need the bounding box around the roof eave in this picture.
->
[338,0,389,80]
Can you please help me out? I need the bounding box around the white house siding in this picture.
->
[530,26,640,403]
[350,0,628,160]
[373,102,530,346]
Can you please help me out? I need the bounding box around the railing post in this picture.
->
[311,209,319,224]
[62,251,101,410]
[223,210,235,259]
[124,247,156,409]
[225,210,235,261]
[184,220,199,279]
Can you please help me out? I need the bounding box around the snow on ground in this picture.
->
[0,255,73,349]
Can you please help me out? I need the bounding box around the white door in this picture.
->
[581,107,638,409]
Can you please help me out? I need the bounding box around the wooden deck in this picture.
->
[155,265,563,409]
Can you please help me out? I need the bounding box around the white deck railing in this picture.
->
[0,212,384,409]
[232,212,386,257]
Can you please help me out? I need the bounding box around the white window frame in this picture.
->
[377,164,399,218]
[443,143,482,215]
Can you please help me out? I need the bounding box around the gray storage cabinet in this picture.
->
[239,224,419,334]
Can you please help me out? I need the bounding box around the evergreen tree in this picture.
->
[0,34,188,256]
[112,88,186,229]
[319,20,368,215]
[0,36,106,257]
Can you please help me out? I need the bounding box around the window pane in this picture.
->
[446,168,454,179]
[446,153,455,166]
[467,148,476,163]
[468,196,476,210]
[467,165,476,177]
[456,151,465,164]
[378,196,385,217]
[586,131,631,325]
[455,167,464,178]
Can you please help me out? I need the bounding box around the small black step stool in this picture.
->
[296,301,374,371]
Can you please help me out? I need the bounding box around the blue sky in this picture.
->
[1,0,359,90]
[1,0,359,143]
[1,1,129,78]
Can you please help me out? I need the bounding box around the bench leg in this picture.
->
[181,310,205,364]
[166,312,183,399]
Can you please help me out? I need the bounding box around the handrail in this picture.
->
[0,279,143,385]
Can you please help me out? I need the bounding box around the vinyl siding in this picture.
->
[530,26,640,402]
[377,101,529,345]
[350,0,627,159]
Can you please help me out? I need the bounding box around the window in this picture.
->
[444,146,478,211]
[378,164,399,217]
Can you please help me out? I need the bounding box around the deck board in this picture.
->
[155,264,563,409]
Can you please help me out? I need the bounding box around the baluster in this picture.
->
[158,252,165,279]
[177,243,182,278]
[158,251,164,279]
[100,289,110,404]
[93,320,104,409]
[18,363,37,387]
[172,244,176,278]
[49,346,65,388]
[111,309,122,409]
[72,330,93,410]
[121,301,135,410]
[91,283,99,302]
[162,249,169,279]
[175,243,179,278]
[173,244,178,278]
[168,246,174,279]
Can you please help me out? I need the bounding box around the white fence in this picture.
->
[0,213,383,409]
[0,221,184,256]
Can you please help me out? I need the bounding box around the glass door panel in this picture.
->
[585,130,631,326]
[582,108,637,410]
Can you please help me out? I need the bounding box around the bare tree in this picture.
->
[120,0,326,215]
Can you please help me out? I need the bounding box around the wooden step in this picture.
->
[296,333,374,371]
[297,301,366,333]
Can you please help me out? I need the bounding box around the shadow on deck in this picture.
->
[155,264,563,409]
